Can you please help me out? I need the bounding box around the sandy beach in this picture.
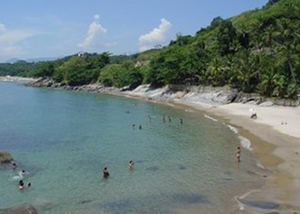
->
[20,80,300,213]
[123,86,300,213]
[0,76,37,82]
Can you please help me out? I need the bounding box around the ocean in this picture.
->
[0,81,267,213]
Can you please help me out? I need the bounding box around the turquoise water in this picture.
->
[0,82,266,213]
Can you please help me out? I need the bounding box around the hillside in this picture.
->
[1,0,299,99]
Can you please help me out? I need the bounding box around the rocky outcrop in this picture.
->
[26,78,300,107]
[0,204,39,214]
[0,151,13,164]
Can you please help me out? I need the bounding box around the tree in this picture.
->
[266,0,281,6]
[209,16,224,30]
[217,20,237,56]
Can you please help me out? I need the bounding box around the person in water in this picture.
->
[180,118,183,124]
[19,180,24,190]
[128,160,134,169]
[139,125,142,130]
[236,147,241,163]
[12,162,18,170]
[103,167,110,178]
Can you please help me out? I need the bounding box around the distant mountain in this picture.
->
[25,57,60,63]
[4,57,61,64]
[5,58,21,64]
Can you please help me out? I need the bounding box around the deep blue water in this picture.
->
[0,81,265,214]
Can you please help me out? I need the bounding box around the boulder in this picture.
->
[0,204,39,214]
[0,151,13,164]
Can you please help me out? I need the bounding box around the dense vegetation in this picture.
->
[1,0,299,99]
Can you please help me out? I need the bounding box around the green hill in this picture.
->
[1,0,299,99]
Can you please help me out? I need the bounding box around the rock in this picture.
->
[0,203,39,214]
[0,151,13,164]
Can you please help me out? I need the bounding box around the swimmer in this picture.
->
[139,125,142,130]
[132,124,136,129]
[27,182,31,188]
[168,116,171,122]
[180,118,183,125]
[236,147,241,163]
[13,170,26,180]
[128,160,134,169]
[103,167,110,178]
[12,162,18,170]
[19,180,24,190]
[148,116,152,122]
[162,116,166,123]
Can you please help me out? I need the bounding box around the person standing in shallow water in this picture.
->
[236,147,241,163]
[103,167,110,179]
[128,160,134,169]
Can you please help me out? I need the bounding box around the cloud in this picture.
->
[78,14,113,50]
[0,23,35,58]
[139,18,172,52]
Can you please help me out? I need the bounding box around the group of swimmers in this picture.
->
[132,115,183,129]
[162,115,183,124]
[236,147,241,163]
[11,162,31,191]
[132,124,142,129]
[102,160,134,179]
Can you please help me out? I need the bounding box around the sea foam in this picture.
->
[204,114,218,122]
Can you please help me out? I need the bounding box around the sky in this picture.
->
[0,0,268,62]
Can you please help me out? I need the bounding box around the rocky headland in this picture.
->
[25,77,300,107]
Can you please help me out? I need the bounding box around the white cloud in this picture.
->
[0,23,34,58]
[139,18,172,52]
[78,14,113,50]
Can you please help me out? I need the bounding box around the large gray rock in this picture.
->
[0,151,13,164]
[0,204,39,214]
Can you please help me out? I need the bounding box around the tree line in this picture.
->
[1,0,299,99]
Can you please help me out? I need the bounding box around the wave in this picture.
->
[235,189,261,211]
[204,114,218,122]
[227,124,239,134]
[256,162,265,169]
[238,136,252,151]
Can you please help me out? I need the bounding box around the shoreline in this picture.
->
[121,88,300,213]
[24,81,300,213]
[0,76,38,82]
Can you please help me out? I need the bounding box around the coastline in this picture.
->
[121,87,300,213]
[0,76,38,82]
[23,80,300,213]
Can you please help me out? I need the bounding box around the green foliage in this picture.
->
[32,62,55,77]
[0,61,36,77]
[217,20,237,56]
[1,0,299,99]
[99,61,143,88]
[266,0,281,6]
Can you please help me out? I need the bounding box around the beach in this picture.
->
[0,76,37,82]
[123,86,300,213]
[5,79,300,213]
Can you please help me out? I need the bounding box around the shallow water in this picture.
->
[0,82,266,213]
